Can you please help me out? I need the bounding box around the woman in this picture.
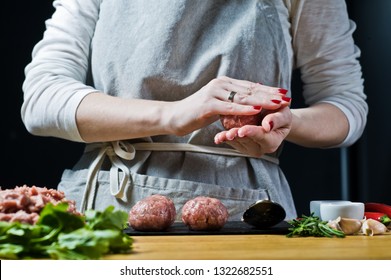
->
[21,0,367,220]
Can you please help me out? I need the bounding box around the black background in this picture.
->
[2,0,390,216]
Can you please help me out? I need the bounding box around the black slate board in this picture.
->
[124,221,290,236]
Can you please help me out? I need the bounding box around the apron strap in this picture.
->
[131,142,279,164]
[80,141,135,212]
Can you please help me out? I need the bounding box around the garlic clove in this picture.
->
[339,217,362,235]
[327,216,342,231]
[361,218,388,236]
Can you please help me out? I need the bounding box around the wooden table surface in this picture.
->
[106,233,391,260]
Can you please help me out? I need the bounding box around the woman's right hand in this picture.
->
[166,76,290,136]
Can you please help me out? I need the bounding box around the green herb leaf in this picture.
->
[37,202,86,233]
[85,205,128,231]
[286,213,345,238]
[0,243,24,259]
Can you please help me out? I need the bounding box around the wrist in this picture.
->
[286,104,349,148]
[285,108,303,145]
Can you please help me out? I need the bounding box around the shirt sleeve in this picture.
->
[21,0,102,142]
[289,0,368,147]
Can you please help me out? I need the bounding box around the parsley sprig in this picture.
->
[286,213,345,238]
[0,203,133,259]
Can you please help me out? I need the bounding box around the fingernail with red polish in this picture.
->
[279,88,288,94]
[253,105,262,110]
[271,99,281,104]
[269,121,274,130]
[282,96,291,102]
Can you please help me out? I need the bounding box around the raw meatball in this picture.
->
[220,113,262,130]
[128,194,176,231]
[181,196,229,231]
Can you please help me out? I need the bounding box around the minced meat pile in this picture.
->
[0,185,79,224]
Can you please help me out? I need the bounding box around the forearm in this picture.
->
[286,103,349,148]
[76,92,173,142]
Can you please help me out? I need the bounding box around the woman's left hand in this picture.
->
[214,106,292,157]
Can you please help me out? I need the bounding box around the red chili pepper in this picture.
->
[364,212,391,226]
[365,202,391,218]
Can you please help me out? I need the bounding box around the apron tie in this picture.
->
[79,141,135,212]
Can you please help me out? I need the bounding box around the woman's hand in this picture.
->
[214,106,293,157]
[167,76,290,136]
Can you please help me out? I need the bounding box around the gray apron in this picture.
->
[58,0,297,221]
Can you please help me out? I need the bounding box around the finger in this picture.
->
[214,132,225,144]
[226,128,239,141]
[219,86,291,109]
[219,76,289,96]
[214,130,229,144]
[259,113,274,132]
[217,90,289,112]
[212,76,254,96]
[214,128,240,144]
[256,83,289,95]
[237,125,266,140]
[261,107,291,132]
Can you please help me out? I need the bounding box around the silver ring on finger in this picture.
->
[228,91,237,102]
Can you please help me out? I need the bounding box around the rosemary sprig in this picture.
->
[286,213,345,238]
